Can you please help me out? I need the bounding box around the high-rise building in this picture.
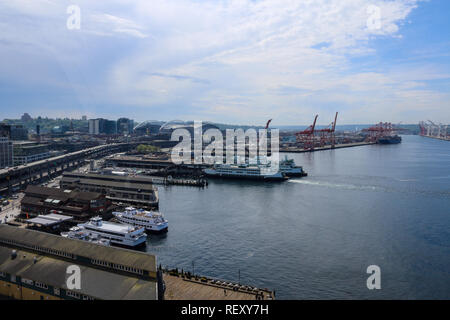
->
[104,120,117,135]
[88,118,117,135]
[0,124,10,138]
[21,113,32,123]
[0,137,13,169]
[0,124,28,140]
[88,119,99,134]
[117,118,134,135]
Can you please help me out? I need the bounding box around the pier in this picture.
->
[280,141,375,153]
[162,269,274,300]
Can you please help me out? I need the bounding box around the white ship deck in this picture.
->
[85,221,138,234]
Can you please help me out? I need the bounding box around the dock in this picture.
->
[280,141,375,153]
[145,176,208,187]
[162,269,274,300]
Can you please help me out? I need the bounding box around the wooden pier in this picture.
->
[162,270,274,300]
[142,175,208,187]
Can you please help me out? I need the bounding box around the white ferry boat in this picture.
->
[61,226,111,246]
[113,207,168,233]
[204,163,287,181]
[74,216,147,248]
[279,156,307,177]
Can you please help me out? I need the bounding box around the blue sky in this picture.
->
[0,0,449,125]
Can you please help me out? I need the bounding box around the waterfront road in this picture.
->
[0,192,24,224]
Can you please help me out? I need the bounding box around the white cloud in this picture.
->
[0,0,449,123]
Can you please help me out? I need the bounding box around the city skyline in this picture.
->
[0,0,449,125]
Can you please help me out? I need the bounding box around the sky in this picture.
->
[0,0,449,125]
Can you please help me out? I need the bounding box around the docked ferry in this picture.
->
[113,207,168,233]
[204,163,287,181]
[72,216,147,248]
[61,226,111,246]
[279,156,308,178]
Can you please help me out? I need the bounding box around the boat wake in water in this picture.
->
[288,179,380,191]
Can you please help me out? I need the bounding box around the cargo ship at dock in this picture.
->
[378,135,402,144]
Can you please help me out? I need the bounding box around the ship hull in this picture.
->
[378,136,402,144]
[205,173,287,181]
[114,215,169,234]
[146,226,168,234]
[283,171,308,178]
[112,239,147,249]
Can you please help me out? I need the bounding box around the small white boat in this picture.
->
[66,217,147,248]
[113,207,168,233]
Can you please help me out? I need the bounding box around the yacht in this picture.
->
[113,207,168,233]
[73,216,147,248]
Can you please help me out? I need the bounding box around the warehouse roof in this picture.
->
[61,176,156,192]
[0,246,157,300]
[0,225,156,274]
[24,185,103,201]
[63,172,157,187]
[27,214,73,226]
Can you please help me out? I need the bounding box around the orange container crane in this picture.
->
[295,115,318,150]
[315,112,338,148]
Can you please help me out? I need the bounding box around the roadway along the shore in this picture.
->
[0,192,24,224]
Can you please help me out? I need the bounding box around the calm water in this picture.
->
[147,135,450,299]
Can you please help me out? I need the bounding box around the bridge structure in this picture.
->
[0,143,136,194]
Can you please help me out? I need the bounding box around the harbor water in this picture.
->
[147,135,450,299]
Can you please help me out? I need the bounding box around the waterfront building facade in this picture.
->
[0,137,13,169]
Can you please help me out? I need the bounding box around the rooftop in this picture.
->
[82,219,142,234]
[0,225,156,274]
[0,246,157,300]
[24,185,103,201]
[61,176,156,192]
[27,213,73,227]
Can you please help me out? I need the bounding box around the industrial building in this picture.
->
[0,225,160,300]
[60,172,159,208]
[0,137,13,169]
[21,185,113,222]
[12,142,53,165]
